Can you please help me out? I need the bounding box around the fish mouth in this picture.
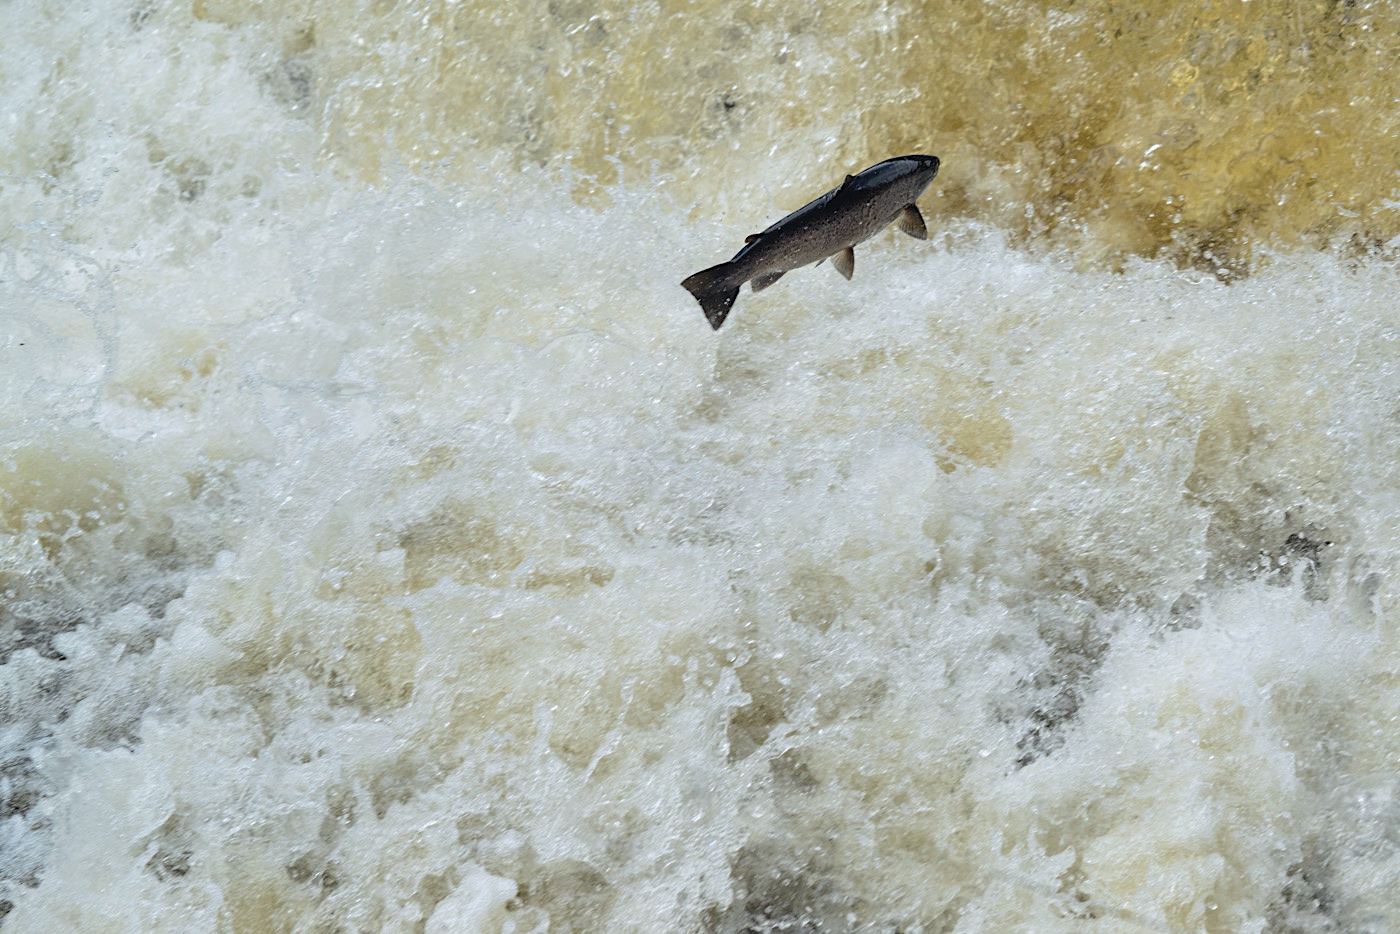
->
[892,154,940,188]
[908,154,940,177]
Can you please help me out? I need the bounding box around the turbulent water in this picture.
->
[5,0,1400,931]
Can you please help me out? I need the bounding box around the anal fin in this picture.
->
[897,204,927,239]
[751,271,785,292]
[832,246,854,281]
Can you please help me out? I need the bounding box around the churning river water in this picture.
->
[5,1,1400,931]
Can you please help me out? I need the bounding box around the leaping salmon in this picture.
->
[681,154,940,329]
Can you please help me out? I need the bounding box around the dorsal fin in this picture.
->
[838,174,856,190]
[744,233,761,244]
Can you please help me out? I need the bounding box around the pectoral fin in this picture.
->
[897,204,927,239]
[832,247,854,281]
[751,271,785,292]
[744,234,762,244]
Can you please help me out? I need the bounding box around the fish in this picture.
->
[681,154,941,330]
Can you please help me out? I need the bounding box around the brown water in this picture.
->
[185,0,1400,275]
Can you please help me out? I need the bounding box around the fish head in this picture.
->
[849,154,941,205]
[899,154,941,197]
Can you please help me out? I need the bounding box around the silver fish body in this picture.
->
[681,154,940,329]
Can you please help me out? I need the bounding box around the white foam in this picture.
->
[5,1,1400,930]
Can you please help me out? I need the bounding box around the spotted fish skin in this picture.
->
[681,154,941,329]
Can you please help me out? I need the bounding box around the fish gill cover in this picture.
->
[3,1,1400,932]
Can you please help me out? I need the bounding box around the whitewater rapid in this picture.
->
[5,1,1400,931]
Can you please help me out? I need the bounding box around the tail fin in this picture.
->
[681,263,742,330]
